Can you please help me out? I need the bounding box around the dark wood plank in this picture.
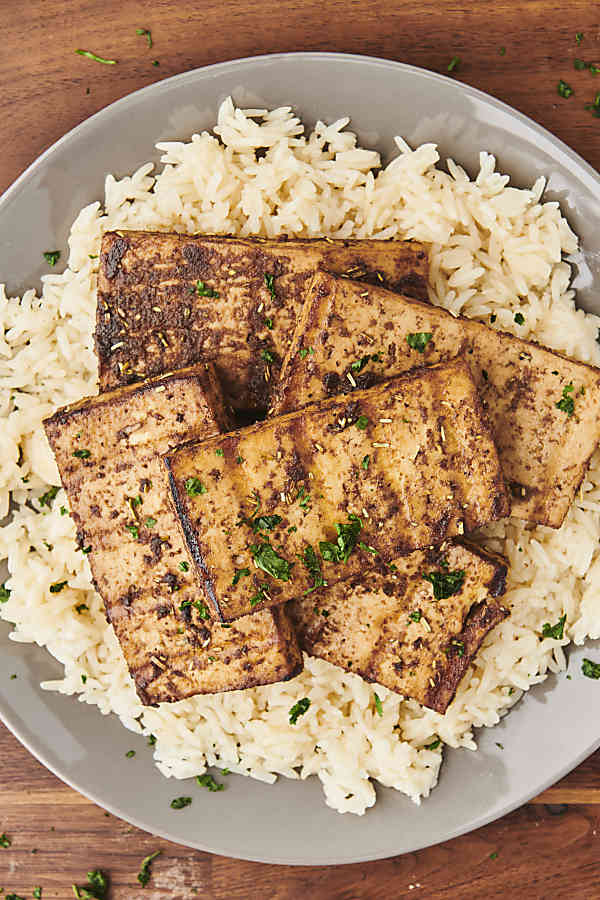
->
[2,0,600,895]
[1,0,600,194]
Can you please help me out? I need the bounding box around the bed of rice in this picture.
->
[1,98,600,816]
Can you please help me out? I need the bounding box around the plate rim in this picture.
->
[1,50,600,866]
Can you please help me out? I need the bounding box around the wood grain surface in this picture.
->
[2,0,600,897]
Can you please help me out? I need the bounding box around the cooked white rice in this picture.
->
[1,98,600,816]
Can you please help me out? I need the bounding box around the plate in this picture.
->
[1,52,600,866]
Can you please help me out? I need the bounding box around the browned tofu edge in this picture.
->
[45,361,235,435]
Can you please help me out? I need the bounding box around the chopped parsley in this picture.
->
[574,58,587,70]
[350,353,381,373]
[499,46,506,56]
[135,27,153,48]
[144,517,157,529]
[576,31,584,45]
[253,514,283,533]
[60,505,68,515]
[299,544,325,594]
[179,561,189,572]
[195,280,219,298]
[361,454,370,470]
[39,485,60,508]
[215,448,224,457]
[73,448,91,459]
[558,79,573,99]
[0,583,11,602]
[75,603,88,614]
[319,514,362,564]
[265,317,273,329]
[49,580,68,593]
[75,49,117,65]
[406,332,433,352]
[137,849,161,887]
[447,639,465,658]
[43,250,61,266]
[582,658,600,679]
[194,599,209,620]
[0,832,11,848]
[408,610,422,623]
[424,737,441,751]
[33,889,42,899]
[514,312,525,325]
[232,567,250,586]
[261,348,275,364]
[447,56,460,73]
[126,524,139,539]
[249,584,269,607]
[422,567,465,600]
[264,273,276,301]
[490,851,498,860]
[297,486,311,510]
[170,796,192,809]
[179,599,192,611]
[355,414,369,430]
[125,749,136,758]
[72,869,108,899]
[298,346,314,359]
[81,674,87,684]
[197,773,225,792]
[556,383,575,417]
[358,540,378,556]
[250,541,292,581]
[542,614,566,640]
[289,697,311,724]
[374,693,383,716]
[184,477,207,496]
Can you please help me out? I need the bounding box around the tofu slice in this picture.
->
[43,364,303,706]
[165,358,510,621]
[289,541,509,713]
[95,230,429,411]
[273,270,600,528]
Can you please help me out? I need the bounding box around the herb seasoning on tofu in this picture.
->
[406,332,433,352]
[422,567,465,600]
[556,383,575,417]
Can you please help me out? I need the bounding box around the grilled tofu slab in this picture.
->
[273,270,600,527]
[95,230,429,411]
[289,542,509,713]
[165,358,510,621]
[43,364,303,705]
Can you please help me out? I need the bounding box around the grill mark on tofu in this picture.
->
[96,230,429,411]
[165,359,510,621]
[289,542,509,713]
[43,363,302,706]
[273,270,600,528]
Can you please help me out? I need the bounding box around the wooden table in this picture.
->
[1,1,600,896]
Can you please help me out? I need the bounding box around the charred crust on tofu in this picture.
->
[424,601,509,713]
[163,459,224,623]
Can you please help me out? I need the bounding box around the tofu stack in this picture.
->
[44,364,302,705]
[165,358,509,620]
[45,229,600,716]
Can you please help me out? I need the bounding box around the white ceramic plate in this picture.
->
[1,53,599,865]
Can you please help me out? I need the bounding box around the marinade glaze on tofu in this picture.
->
[290,542,509,713]
[95,230,429,411]
[43,364,302,705]
[165,358,510,622]
[273,270,600,527]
